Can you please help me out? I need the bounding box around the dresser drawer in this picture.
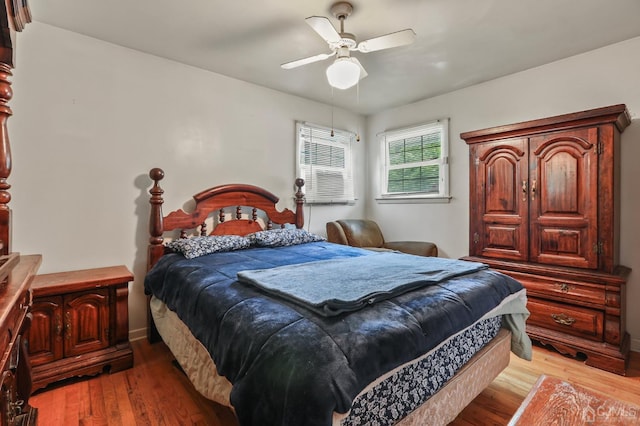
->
[504,271,605,307]
[3,290,29,339]
[527,298,603,342]
[0,289,30,370]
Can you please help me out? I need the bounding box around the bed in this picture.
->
[144,167,531,426]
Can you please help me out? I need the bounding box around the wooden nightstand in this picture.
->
[26,265,134,391]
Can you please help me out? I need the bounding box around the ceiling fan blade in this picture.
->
[351,57,368,80]
[305,16,341,44]
[281,51,336,69]
[356,29,416,53]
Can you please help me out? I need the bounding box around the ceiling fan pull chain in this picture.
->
[356,82,360,142]
[331,86,335,137]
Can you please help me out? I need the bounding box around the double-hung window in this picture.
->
[380,118,449,200]
[296,121,355,204]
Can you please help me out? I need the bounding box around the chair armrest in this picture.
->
[383,241,438,257]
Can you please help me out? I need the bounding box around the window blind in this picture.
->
[296,122,355,204]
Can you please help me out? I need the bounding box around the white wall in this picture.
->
[366,36,640,351]
[9,22,366,339]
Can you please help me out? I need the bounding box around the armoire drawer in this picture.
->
[527,298,604,342]
[503,271,605,307]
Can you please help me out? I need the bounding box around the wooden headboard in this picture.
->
[147,167,306,270]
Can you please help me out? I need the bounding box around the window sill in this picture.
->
[305,200,357,206]
[375,196,452,204]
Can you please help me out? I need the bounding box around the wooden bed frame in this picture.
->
[146,167,306,341]
[145,167,514,425]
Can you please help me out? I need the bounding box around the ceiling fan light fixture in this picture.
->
[326,57,360,90]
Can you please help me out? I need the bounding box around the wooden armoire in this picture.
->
[461,104,631,375]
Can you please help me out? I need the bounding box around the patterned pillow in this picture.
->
[247,228,326,248]
[165,235,252,259]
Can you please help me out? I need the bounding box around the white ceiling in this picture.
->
[29,0,640,115]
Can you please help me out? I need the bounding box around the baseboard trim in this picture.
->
[631,337,640,353]
[129,327,147,342]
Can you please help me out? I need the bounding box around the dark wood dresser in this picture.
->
[0,254,41,425]
[461,105,631,375]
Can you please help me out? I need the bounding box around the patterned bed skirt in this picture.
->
[340,316,502,425]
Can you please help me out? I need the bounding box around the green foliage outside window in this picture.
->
[387,133,441,194]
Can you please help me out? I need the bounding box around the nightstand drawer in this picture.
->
[527,298,603,342]
[506,271,605,307]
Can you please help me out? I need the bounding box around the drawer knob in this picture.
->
[551,313,576,326]
[555,283,571,292]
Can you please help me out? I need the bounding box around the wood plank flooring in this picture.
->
[30,340,640,425]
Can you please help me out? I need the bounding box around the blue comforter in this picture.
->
[145,242,524,426]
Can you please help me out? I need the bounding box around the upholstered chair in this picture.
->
[326,219,438,257]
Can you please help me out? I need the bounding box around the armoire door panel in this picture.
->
[529,128,598,269]
[485,157,519,213]
[484,224,522,256]
[539,228,580,254]
[539,151,580,212]
[487,226,518,248]
[472,139,528,260]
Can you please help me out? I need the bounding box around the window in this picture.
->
[380,118,449,200]
[296,121,355,204]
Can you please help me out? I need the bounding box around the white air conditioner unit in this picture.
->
[304,168,349,203]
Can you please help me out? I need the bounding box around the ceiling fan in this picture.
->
[281,1,416,90]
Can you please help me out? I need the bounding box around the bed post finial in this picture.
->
[294,178,305,229]
[148,168,165,270]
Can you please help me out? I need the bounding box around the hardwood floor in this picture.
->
[30,339,640,425]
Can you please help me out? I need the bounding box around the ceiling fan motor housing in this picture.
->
[331,33,357,50]
[330,2,354,20]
